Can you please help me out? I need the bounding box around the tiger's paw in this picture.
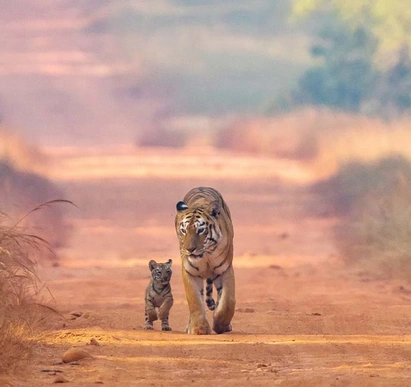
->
[213,322,232,334]
[186,323,212,335]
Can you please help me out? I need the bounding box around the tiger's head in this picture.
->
[149,259,173,284]
[175,201,222,258]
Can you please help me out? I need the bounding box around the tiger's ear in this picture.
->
[176,201,188,212]
[210,202,221,218]
[149,260,157,271]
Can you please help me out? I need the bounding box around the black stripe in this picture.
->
[187,259,200,271]
[161,287,171,296]
[151,282,171,295]
[213,257,228,270]
[184,269,197,277]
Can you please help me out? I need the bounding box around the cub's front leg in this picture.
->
[158,296,174,331]
[182,270,211,335]
[144,299,158,330]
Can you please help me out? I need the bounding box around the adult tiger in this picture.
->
[175,187,235,334]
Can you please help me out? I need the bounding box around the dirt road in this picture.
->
[17,263,411,386]
[9,147,411,386]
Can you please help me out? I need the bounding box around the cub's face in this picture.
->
[149,259,172,284]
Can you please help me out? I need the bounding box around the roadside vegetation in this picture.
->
[1,213,45,374]
[314,157,411,280]
[0,129,74,374]
[0,202,66,374]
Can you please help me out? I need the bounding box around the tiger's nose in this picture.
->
[187,247,196,253]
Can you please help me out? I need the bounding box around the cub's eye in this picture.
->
[197,228,206,235]
[166,269,171,275]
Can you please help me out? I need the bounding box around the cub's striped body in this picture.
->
[144,259,173,331]
[175,187,235,334]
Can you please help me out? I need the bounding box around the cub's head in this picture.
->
[149,259,172,284]
[175,201,222,258]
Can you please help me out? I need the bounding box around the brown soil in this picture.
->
[8,147,411,386]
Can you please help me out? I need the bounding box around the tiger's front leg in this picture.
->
[213,265,236,334]
[182,269,211,335]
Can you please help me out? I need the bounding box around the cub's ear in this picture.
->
[149,260,157,271]
[210,202,221,218]
[166,259,173,266]
[176,201,189,212]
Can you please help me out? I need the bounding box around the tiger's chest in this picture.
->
[183,243,231,278]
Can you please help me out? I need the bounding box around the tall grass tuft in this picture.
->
[314,156,411,280]
[0,200,74,374]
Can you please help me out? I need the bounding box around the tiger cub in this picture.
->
[144,259,173,331]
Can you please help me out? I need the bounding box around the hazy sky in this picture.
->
[0,0,311,146]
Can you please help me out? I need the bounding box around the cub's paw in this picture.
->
[144,325,154,330]
[162,326,172,331]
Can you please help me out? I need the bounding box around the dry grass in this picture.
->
[133,108,411,185]
[311,117,411,179]
[0,223,42,373]
[314,156,411,280]
[0,201,74,374]
[214,108,411,180]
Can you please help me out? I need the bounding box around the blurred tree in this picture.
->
[296,20,377,112]
[293,0,411,61]
[290,0,411,118]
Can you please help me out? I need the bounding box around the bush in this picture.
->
[314,156,411,279]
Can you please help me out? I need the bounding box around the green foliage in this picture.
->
[293,0,411,58]
[315,156,411,279]
[290,0,411,117]
[295,21,377,112]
